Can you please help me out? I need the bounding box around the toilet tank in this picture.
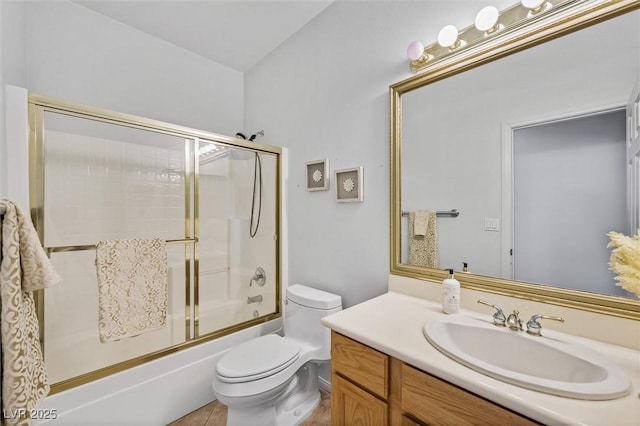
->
[284,285,342,358]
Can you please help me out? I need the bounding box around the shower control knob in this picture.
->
[249,267,266,287]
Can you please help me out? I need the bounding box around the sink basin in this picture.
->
[423,314,631,400]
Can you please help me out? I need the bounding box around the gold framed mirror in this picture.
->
[390,0,640,320]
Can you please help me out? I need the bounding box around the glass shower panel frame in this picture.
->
[36,108,195,391]
[195,140,279,338]
[28,94,282,394]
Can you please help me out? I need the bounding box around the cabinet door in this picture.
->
[402,364,539,426]
[332,373,388,426]
[332,331,389,399]
[401,415,422,426]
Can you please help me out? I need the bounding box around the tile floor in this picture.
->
[168,389,331,426]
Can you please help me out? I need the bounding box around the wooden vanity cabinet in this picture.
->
[401,364,539,425]
[330,331,540,426]
[332,374,388,425]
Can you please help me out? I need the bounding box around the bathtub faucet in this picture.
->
[247,295,263,304]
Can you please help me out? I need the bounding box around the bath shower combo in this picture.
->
[27,95,283,393]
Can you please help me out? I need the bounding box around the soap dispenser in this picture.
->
[462,262,469,273]
[442,269,460,314]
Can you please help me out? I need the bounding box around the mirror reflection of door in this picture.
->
[627,81,640,235]
[512,109,630,296]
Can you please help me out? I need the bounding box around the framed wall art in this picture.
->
[335,166,363,203]
[306,159,330,191]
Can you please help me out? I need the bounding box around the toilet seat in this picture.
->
[216,334,301,384]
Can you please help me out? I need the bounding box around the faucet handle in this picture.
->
[477,299,506,327]
[506,310,523,331]
[249,267,266,287]
[526,314,565,336]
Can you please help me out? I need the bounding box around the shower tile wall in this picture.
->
[198,159,233,331]
[44,130,185,246]
[43,129,187,383]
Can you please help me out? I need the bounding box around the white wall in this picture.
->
[1,0,26,88]
[244,0,513,310]
[25,0,243,135]
[0,0,27,197]
[0,2,4,197]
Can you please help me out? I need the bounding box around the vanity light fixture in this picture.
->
[475,6,500,33]
[406,41,425,61]
[521,0,548,12]
[437,25,461,49]
[406,0,572,73]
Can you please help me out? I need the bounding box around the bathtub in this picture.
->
[198,299,255,336]
[44,298,261,385]
[36,317,282,425]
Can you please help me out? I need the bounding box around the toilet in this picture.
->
[212,284,342,426]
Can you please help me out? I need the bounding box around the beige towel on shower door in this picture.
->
[408,211,439,268]
[95,238,168,343]
[0,199,61,426]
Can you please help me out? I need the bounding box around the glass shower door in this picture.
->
[39,111,192,384]
[196,141,278,336]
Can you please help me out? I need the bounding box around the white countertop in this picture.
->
[321,291,640,426]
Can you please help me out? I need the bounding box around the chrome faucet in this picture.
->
[526,314,565,336]
[247,295,263,304]
[506,310,523,331]
[476,299,506,326]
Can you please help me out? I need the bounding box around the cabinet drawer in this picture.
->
[401,415,422,426]
[402,364,539,426]
[331,331,389,399]
[332,373,388,426]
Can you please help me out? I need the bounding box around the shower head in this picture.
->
[236,130,264,142]
[249,130,264,141]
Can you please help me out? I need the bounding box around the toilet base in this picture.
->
[225,390,319,426]
[225,363,322,426]
[276,388,320,426]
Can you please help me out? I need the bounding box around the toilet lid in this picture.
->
[216,334,301,383]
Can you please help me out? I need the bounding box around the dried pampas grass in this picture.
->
[607,230,640,298]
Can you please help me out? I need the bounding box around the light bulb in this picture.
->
[521,0,546,10]
[406,41,424,61]
[437,25,459,48]
[475,6,499,32]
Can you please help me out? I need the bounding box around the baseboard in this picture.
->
[318,375,331,393]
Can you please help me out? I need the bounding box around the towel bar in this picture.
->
[401,209,459,218]
[46,237,198,253]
